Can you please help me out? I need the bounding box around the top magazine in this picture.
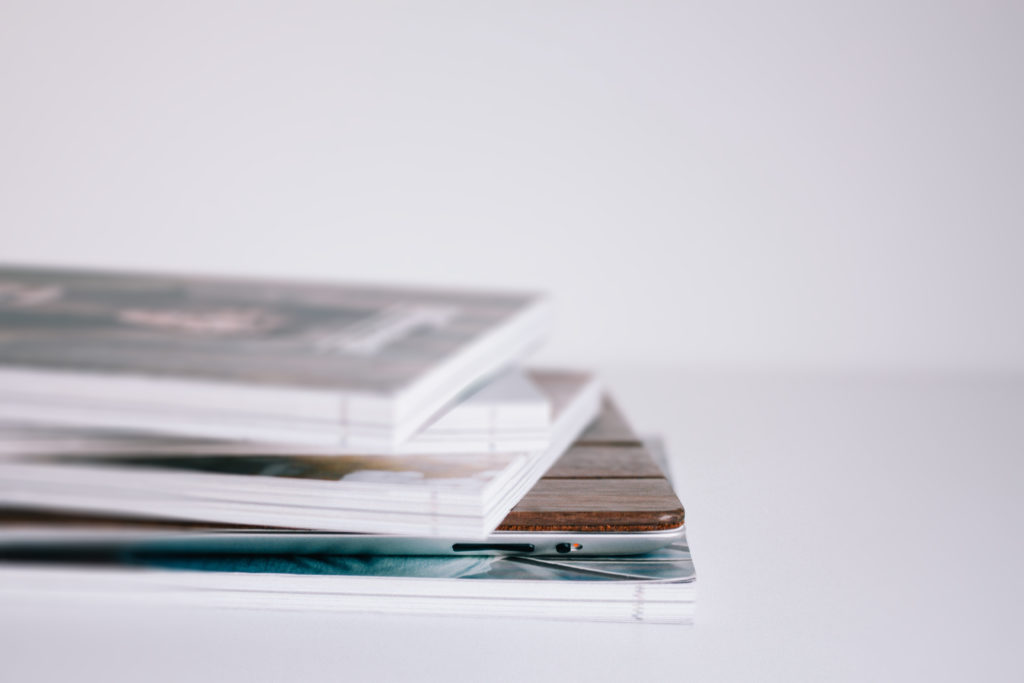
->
[0,266,552,447]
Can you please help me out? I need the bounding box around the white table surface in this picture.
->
[1,368,1020,682]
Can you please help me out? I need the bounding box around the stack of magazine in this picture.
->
[0,266,695,624]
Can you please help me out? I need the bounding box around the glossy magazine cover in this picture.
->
[0,266,543,392]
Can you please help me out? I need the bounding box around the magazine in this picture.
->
[0,266,551,446]
[0,372,601,537]
[0,530,694,624]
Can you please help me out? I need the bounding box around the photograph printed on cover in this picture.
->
[0,266,540,392]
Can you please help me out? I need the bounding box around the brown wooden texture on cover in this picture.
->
[496,398,685,532]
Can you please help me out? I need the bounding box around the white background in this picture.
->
[1,2,1022,681]
[2,1,1022,372]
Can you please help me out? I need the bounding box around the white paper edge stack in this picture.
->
[0,373,602,537]
[0,368,555,457]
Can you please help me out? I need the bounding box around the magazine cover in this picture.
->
[0,266,545,392]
